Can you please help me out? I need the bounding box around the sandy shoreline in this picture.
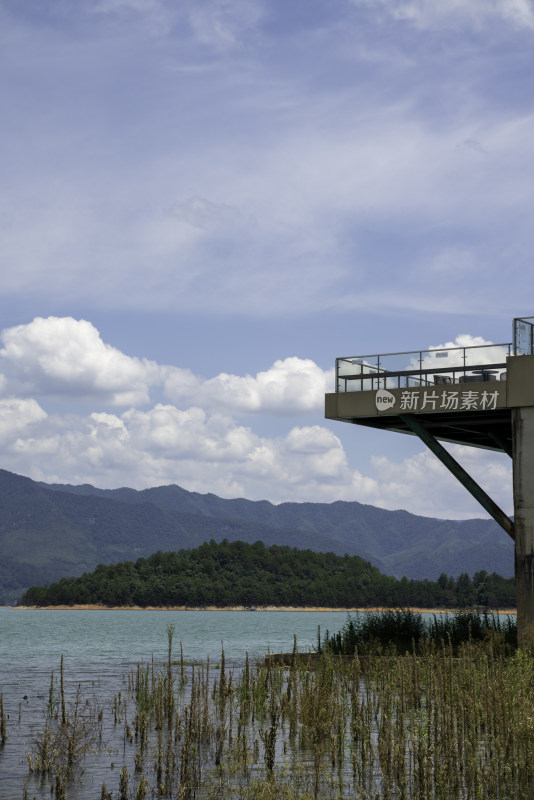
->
[11,604,517,614]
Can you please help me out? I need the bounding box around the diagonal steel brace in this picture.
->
[399,414,514,541]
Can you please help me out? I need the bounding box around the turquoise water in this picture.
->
[0,608,514,799]
[0,607,352,799]
[0,607,350,665]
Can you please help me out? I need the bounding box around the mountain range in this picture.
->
[0,468,514,605]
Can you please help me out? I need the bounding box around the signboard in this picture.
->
[375,386,505,414]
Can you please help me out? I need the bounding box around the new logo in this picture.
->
[375,389,395,411]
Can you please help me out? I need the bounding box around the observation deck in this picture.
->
[325,316,534,455]
[325,316,534,643]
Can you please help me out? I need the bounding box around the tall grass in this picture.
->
[323,609,517,655]
[26,675,103,797]
[16,619,534,800]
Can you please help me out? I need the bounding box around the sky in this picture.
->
[1,0,533,520]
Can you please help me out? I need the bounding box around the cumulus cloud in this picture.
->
[0,399,364,503]
[0,317,514,518]
[429,334,499,349]
[0,386,512,518]
[370,445,513,520]
[366,334,510,377]
[164,357,333,415]
[0,317,163,406]
[122,404,251,461]
[414,334,511,372]
[0,317,348,501]
[0,398,48,444]
[0,317,332,416]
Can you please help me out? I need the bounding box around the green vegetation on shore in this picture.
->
[321,608,518,655]
[0,468,514,605]
[19,539,516,609]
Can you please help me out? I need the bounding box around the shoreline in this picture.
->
[12,604,517,614]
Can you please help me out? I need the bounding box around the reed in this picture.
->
[118,765,129,800]
[26,664,103,797]
[0,692,7,744]
[323,609,518,655]
[60,654,66,726]
[19,623,534,799]
[166,623,176,726]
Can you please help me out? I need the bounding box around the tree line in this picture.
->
[18,539,516,609]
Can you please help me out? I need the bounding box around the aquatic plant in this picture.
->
[26,662,104,795]
[17,622,534,799]
[0,692,7,744]
[323,608,518,655]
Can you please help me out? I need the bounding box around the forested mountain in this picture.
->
[42,474,514,578]
[0,469,514,605]
[19,540,516,610]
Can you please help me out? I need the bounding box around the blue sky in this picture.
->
[0,0,532,519]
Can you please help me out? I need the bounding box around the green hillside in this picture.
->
[0,469,515,604]
[42,475,514,580]
[19,539,516,609]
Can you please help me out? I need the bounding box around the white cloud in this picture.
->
[429,334,497,349]
[0,317,514,520]
[0,317,163,406]
[187,0,264,49]
[3,400,510,519]
[413,334,511,372]
[6,104,529,319]
[123,404,252,461]
[0,317,332,416]
[0,398,47,444]
[359,0,534,30]
[164,357,333,415]
[93,0,165,16]
[1,0,534,323]
[0,399,362,503]
[370,446,513,520]
[1,21,534,318]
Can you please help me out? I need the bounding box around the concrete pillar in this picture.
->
[513,406,534,649]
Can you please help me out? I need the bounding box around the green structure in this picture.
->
[325,316,534,646]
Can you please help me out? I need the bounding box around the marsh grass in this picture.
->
[134,637,534,799]
[18,620,534,800]
[323,609,517,655]
[26,670,103,795]
[0,692,7,744]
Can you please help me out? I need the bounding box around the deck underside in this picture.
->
[336,408,513,455]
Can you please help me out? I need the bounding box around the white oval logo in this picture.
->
[375,389,395,411]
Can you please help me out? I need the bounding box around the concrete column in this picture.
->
[513,406,534,648]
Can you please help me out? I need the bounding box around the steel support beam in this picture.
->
[400,414,515,541]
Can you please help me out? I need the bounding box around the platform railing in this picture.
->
[336,342,512,393]
[514,316,534,356]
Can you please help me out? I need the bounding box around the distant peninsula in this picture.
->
[19,539,515,610]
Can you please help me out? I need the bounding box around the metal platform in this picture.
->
[325,317,534,643]
[326,318,534,455]
[339,406,512,455]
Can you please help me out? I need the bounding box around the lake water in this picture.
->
[0,607,353,799]
[0,606,352,666]
[0,607,514,799]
